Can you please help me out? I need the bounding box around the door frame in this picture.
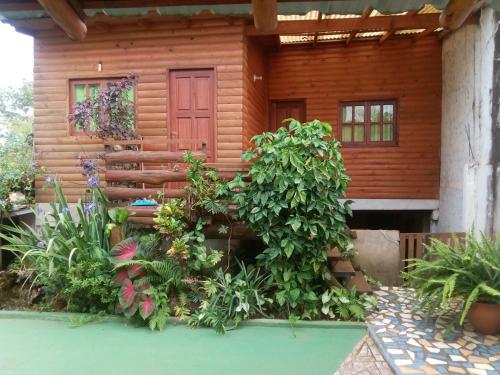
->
[269,98,307,131]
[167,66,217,162]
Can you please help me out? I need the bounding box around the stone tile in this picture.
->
[448,366,466,374]
[468,356,489,364]
[426,358,447,365]
[449,355,467,362]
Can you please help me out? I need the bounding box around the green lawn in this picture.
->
[0,312,365,375]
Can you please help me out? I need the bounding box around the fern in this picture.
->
[405,232,500,329]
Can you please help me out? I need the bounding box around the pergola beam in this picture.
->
[246,13,440,36]
[346,6,372,46]
[36,0,87,40]
[439,0,483,30]
[252,0,277,32]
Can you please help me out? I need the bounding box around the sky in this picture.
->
[0,22,33,87]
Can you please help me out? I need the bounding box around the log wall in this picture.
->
[243,36,268,149]
[267,37,442,199]
[33,17,246,202]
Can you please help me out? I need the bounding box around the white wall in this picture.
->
[438,7,497,234]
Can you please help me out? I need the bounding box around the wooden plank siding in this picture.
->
[33,17,246,202]
[243,36,268,149]
[267,37,442,199]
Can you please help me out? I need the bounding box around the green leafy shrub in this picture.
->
[189,261,271,333]
[0,131,41,206]
[0,180,115,309]
[236,119,352,318]
[62,258,117,314]
[154,199,188,237]
[320,287,378,321]
[405,233,500,327]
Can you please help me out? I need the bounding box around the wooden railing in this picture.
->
[399,232,465,274]
[102,139,250,233]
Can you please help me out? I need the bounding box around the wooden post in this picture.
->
[110,225,123,247]
[37,0,87,41]
[252,0,278,33]
[440,0,483,30]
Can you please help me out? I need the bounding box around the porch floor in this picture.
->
[367,287,500,375]
[0,312,365,375]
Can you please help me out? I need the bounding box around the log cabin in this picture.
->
[0,0,498,235]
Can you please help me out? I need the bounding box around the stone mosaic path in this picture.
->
[335,335,394,375]
[367,287,500,375]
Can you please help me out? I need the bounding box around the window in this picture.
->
[340,100,397,146]
[69,78,134,135]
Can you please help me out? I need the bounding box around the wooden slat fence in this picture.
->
[399,232,466,275]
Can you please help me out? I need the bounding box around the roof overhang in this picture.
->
[0,0,493,44]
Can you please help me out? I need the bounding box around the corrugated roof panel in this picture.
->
[418,4,441,14]
[395,28,427,35]
[278,10,319,21]
[317,33,350,41]
[356,31,385,38]
[280,34,315,44]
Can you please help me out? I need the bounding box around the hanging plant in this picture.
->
[69,73,138,140]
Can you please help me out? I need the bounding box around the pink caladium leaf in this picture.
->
[119,279,136,309]
[114,269,129,285]
[124,294,141,319]
[111,239,138,261]
[139,296,155,320]
[139,283,150,292]
[127,263,142,278]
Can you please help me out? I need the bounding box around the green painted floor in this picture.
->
[0,312,366,375]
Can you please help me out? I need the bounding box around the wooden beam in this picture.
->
[413,27,437,41]
[439,0,483,30]
[36,0,87,41]
[106,170,187,184]
[379,26,394,44]
[246,12,441,36]
[252,0,277,33]
[312,11,322,47]
[67,0,86,21]
[106,187,185,200]
[105,150,206,164]
[346,6,372,47]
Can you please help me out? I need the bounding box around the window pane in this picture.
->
[370,105,380,122]
[89,84,100,98]
[342,125,352,142]
[383,124,393,141]
[370,125,380,141]
[354,105,364,123]
[74,84,86,103]
[125,87,134,102]
[354,125,364,142]
[383,104,393,122]
[342,106,352,123]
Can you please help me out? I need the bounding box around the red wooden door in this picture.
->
[169,69,215,161]
[270,100,306,131]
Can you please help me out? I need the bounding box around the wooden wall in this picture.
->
[267,37,442,199]
[33,17,246,203]
[243,36,268,150]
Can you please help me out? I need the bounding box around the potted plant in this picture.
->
[404,233,500,335]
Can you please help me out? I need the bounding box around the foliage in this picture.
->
[154,199,188,237]
[0,180,114,309]
[320,287,378,321]
[111,239,186,330]
[0,80,33,125]
[0,81,41,206]
[236,119,352,318]
[404,233,500,327]
[189,261,271,333]
[62,258,117,314]
[69,74,138,140]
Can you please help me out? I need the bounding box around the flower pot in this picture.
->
[467,302,500,335]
